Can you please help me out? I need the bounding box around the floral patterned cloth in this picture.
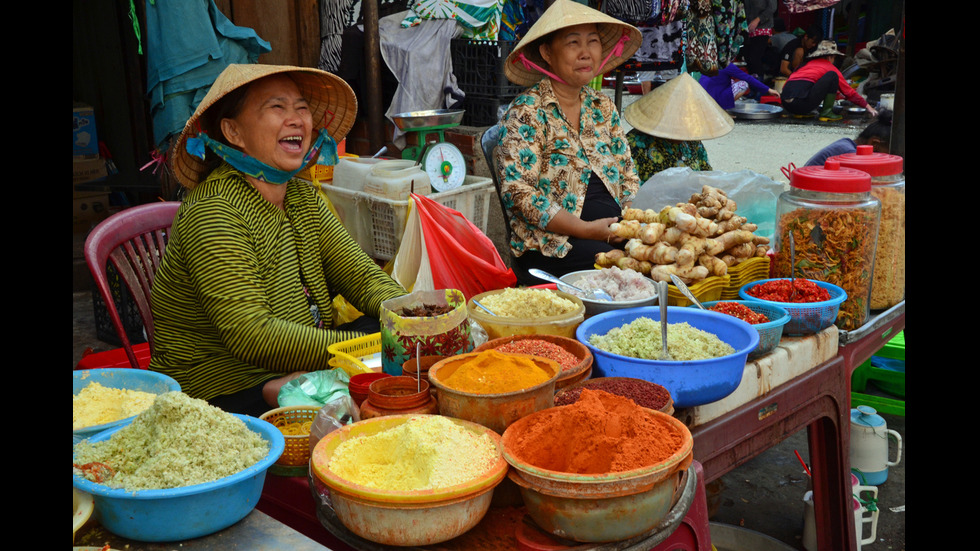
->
[495,79,640,259]
[626,129,711,182]
[402,0,503,39]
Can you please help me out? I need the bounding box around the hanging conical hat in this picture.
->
[623,72,735,141]
[171,64,357,189]
[504,0,641,87]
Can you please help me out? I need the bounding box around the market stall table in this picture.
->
[73,508,330,550]
[685,303,905,551]
[256,304,904,551]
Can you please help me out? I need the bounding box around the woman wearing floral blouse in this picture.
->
[495,0,641,285]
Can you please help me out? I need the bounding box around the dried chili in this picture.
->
[746,279,830,304]
[709,302,771,324]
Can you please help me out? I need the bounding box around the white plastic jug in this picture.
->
[802,489,878,551]
[364,159,431,200]
[332,157,385,191]
[850,406,902,485]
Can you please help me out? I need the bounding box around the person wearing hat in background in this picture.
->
[781,40,878,121]
[495,0,641,285]
[624,72,735,183]
[152,64,406,416]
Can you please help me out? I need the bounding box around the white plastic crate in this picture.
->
[322,176,495,261]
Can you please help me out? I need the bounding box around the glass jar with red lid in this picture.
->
[829,145,905,309]
[775,160,881,330]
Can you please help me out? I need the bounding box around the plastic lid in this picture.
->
[851,405,885,427]
[830,145,904,177]
[789,160,872,193]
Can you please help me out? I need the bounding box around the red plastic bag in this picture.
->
[392,193,515,299]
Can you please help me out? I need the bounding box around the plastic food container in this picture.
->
[467,288,585,340]
[71,415,284,542]
[500,408,693,542]
[359,375,438,419]
[829,145,905,309]
[575,307,759,408]
[428,352,561,434]
[557,269,659,318]
[73,368,181,445]
[310,415,508,547]
[473,334,593,390]
[776,161,880,330]
[380,289,471,376]
[739,279,847,336]
[700,300,791,358]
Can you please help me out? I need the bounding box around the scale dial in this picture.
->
[421,142,466,192]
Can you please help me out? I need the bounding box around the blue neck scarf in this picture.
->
[186,129,338,185]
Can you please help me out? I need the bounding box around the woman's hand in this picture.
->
[768,88,779,96]
[866,105,879,118]
[547,211,620,242]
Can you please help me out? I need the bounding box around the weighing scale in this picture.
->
[391,109,467,192]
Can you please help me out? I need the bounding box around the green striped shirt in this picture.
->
[149,164,406,400]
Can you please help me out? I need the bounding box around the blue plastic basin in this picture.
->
[72,414,285,542]
[576,307,759,408]
[73,368,181,444]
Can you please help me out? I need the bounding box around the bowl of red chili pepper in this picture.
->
[738,279,847,336]
[701,301,790,357]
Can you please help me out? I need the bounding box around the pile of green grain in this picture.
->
[73,392,269,491]
[589,317,735,361]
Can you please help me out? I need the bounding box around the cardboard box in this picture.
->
[73,157,107,185]
[73,190,111,225]
[73,104,99,158]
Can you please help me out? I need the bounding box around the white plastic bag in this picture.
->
[632,168,784,240]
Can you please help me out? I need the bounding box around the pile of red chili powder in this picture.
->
[506,389,684,474]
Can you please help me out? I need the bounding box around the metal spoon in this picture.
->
[788,233,797,302]
[528,268,614,302]
[670,274,706,310]
[415,343,422,394]
[657,280,673,361]
[471,299,497,316]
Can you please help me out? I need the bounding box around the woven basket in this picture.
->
[260,405,320,475]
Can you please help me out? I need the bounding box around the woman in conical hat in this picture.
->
[623,72,736,182]
[154,64,405,415]
[494,0,642,285]
[782,40,878,121]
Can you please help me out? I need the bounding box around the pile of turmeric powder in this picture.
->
[439,350,555,394]
[596,185,769,284]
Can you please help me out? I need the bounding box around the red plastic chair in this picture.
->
[84,201,180,370]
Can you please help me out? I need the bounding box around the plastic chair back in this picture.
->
[480,125,530,284]
[84,202,180,369]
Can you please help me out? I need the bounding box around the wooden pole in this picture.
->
[362,0,384,154]
[891,6,905,159]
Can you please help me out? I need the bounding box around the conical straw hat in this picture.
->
[623,72,734,141]
[504,0,641,87]
[171,64,357,189]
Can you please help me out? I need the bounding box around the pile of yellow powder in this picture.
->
[74,382,158,430]
[440,350,552,394]
[328,416,498,491]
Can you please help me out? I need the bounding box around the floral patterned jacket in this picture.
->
[495,79,639,259]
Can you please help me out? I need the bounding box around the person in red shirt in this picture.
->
[781,40,879,121]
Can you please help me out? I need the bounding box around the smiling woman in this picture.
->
[494,0,642,285]
[155,65,407,416]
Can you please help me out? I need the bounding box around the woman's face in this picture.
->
[540,24,603,89]
[220,75,314,173]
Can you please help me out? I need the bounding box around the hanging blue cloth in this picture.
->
[145,0,271,150]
